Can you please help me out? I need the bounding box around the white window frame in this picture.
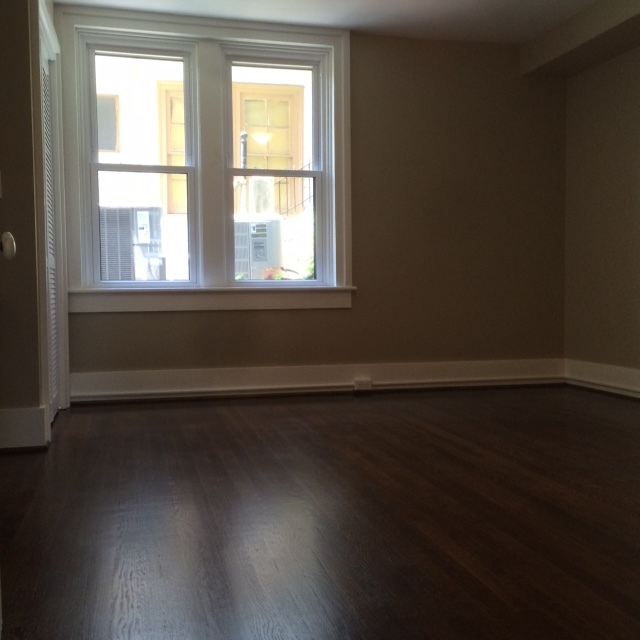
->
[57,6,353,312]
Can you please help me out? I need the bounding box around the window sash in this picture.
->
[223,53,331,286]
[88,45,193,166]
[90,164,197,286]
[229,169,321,283]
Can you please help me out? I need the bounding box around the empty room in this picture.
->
[0,0,639,638]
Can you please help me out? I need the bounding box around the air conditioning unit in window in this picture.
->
[99,206,163,281]
[234,219,282,280]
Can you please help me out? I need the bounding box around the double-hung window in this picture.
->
[91,48,194,284]
[58,7,351,311]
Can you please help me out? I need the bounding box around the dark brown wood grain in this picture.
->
[1,386,638,639]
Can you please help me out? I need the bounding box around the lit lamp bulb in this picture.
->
[251,132,272,145]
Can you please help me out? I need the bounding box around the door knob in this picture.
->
[1,232,16,260]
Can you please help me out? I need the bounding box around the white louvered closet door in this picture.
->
[42,63,60,419]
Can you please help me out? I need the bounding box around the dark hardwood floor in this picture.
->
[1,386,638,639]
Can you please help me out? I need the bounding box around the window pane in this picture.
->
[98,171,189,281]
[231,66,312,170]
[95,54,185,166]
[233,175,315,281]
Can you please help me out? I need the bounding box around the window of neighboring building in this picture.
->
[96,94,119,152]
[57,7,352,311]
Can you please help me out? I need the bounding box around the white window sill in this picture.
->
[68,286,356,312]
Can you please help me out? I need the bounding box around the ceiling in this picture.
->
[59,0,600,43]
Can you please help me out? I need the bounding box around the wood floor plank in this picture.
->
[1,386,639,639]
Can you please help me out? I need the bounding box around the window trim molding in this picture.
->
[56,5,352,311]
[68,286,356,312]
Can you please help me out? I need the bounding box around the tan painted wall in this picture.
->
[565,45,640,368]
[0,0,42,406]
[69,33,566,373]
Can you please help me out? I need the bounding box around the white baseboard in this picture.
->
[565,359,640,399]
[70,358,566,402]
[0,406,50,449]
[4,361,635,444]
